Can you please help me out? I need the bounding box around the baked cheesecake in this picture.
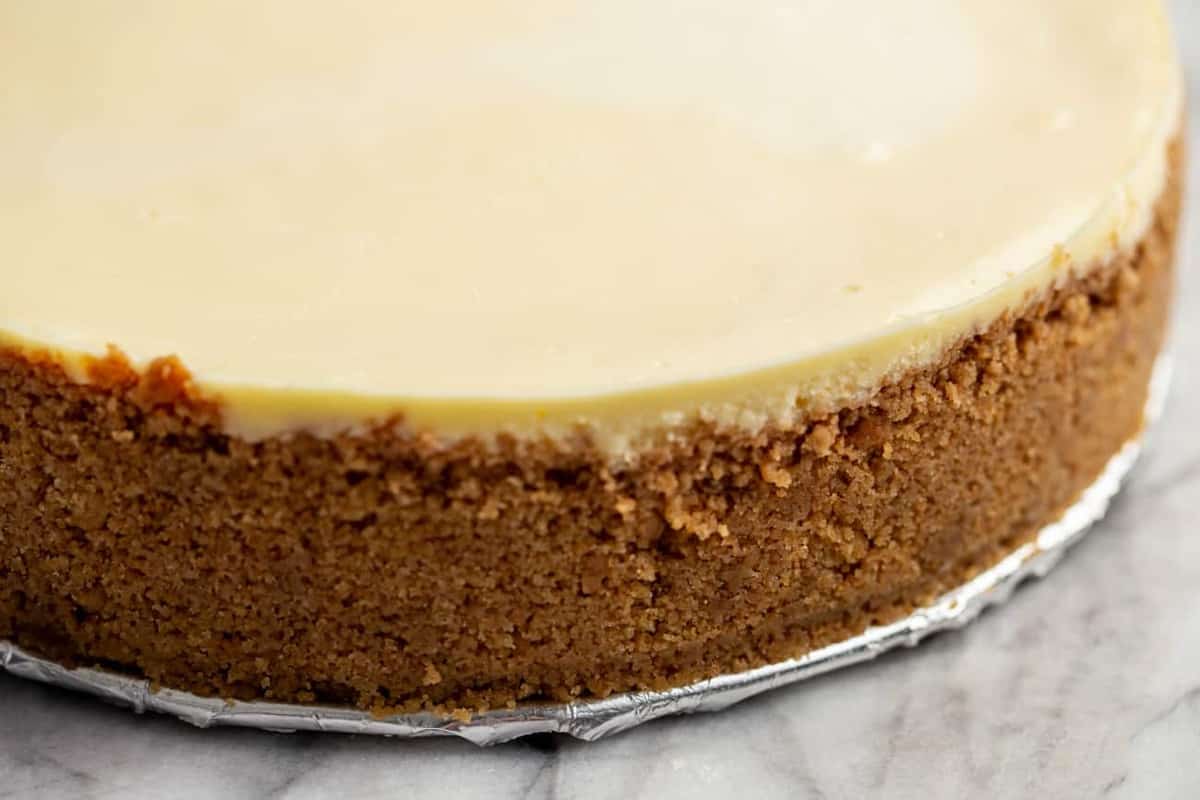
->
[0,0,1184,714]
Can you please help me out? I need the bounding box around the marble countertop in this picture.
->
[5,6,1200,798]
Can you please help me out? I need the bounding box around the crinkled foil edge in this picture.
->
[1,355,1173,745]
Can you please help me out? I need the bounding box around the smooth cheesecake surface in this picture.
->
[0,0,1182,447]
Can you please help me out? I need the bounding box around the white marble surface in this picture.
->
[4,6,1200,798]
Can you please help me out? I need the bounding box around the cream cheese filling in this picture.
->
[0,0,1184,454]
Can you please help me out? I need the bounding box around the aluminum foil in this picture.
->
[1,356,1173,745]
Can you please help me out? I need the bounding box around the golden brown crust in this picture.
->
[0,145,1181,715]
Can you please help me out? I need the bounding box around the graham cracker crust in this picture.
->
[0,146,1181,716]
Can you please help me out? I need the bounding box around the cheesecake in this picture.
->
[0,0,1184,714]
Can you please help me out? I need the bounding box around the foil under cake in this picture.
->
[0,356,1173,745]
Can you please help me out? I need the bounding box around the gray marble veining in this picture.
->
[4,4,1200,797]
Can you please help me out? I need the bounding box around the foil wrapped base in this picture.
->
[1,356,1172,745]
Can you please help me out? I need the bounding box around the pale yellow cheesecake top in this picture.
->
[0,1,1182,452]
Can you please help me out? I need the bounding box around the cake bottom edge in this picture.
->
[0,352,1172,742]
